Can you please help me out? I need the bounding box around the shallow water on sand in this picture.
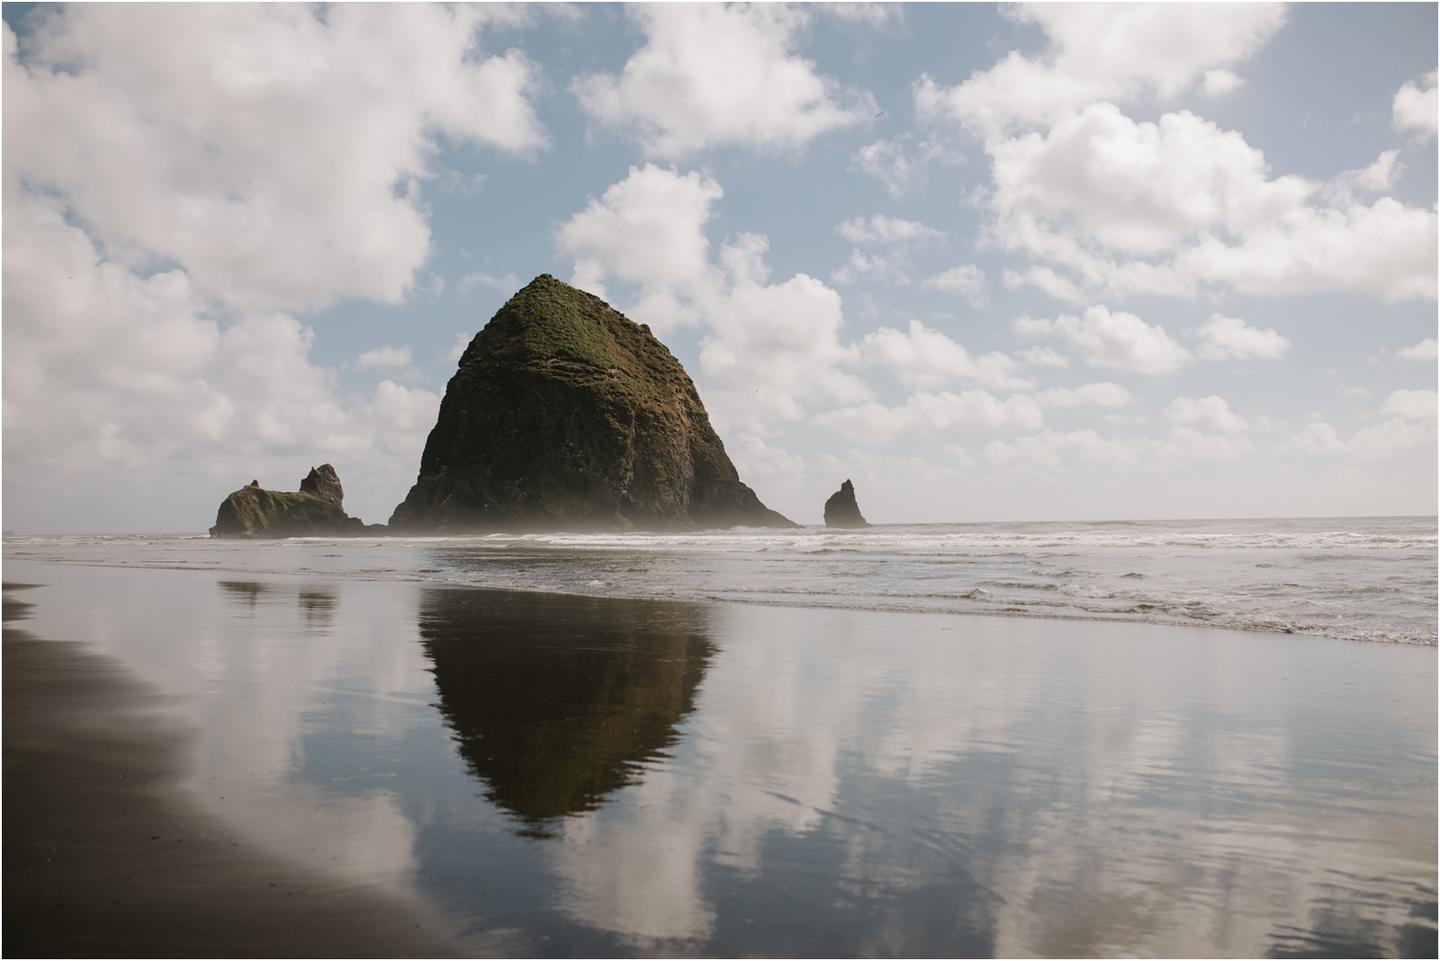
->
[7,515,1437,645]
[5,558,1436,957]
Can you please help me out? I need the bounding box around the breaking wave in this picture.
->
[5,516,1435,646]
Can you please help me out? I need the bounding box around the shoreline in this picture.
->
[6,550,1435,648]
[2,583,461,958]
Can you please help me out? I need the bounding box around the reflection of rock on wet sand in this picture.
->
[297,589,337,629]
[417,588,714,834]
[218,580,338,631]
[218,580,274,609]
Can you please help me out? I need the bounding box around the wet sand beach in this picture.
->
[3,583,459,958]
[2,562,1436,957]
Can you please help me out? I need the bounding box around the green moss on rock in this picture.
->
[391,274,795,532]
[210,465,373,538]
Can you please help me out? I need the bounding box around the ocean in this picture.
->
[3,516,1435,956]
[7,515,1436,645]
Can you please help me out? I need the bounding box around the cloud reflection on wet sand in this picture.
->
[8,560,1434,957]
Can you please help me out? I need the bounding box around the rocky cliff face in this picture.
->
[210,465,371,538]
[824,479,869,529]
[389,274,794,532]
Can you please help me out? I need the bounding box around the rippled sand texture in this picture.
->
[3,559,1436,957]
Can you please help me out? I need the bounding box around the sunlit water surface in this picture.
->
[4,555,1434,957]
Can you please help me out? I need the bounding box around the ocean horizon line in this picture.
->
[6,512,1437,540]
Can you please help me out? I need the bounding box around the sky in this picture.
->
[2,2,1436,533]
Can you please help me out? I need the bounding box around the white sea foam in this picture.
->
[5,517,1435,645]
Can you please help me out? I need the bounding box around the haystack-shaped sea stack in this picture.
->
[824,479,869,529]
[210,465,371,538]
[389,274,795,532]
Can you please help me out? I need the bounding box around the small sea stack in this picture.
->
[823,479,869,529]
[209,465,374,538]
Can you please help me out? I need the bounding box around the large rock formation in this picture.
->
[823,479,869,529]
[389,274,795,532]
[210,465,372,538]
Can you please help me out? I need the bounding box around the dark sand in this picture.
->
[3,583,459,958]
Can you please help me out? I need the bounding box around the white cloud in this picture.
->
[989,105,1310,257]
[986,104,1437,304]
[1348,418,1434,457]
[1172,196,1437,303]
[850,136,961,199]
[984,410,1270,472]
[553,166,870,445]
[914,3,1287,138]
[366,381,442,456]
[817,391,1044,444]
[1382,389,1437,421]
[858,320,1031,390]
[1201,69,1243,96]
[1329,150,1404,198]
[572,5,873,158]
[699,269,870,427]
[914,12,1433,308]
[1017,345,1071,369]
[555,164,723,310]
[1154,426,1252,462]
[717,231,771,286]
[1393,71,1437,137]
[1035,383,1132,409]
[3,188,439,526]
[831,248,910,287]
[625,285,703,332]
[836,215,942,245]
[5,4,546,313]
[1125,396,1259,464]
[5,194,220,469]
[355,346,413,370]
[726,434,806,483]
[2,5,538,529]
[823,3,904,28]
[457,270,522,296]
[984,429,1139,471]
[1291,414,1434,458]
[1289,421,1347,455]
[1193,314,1291,361]
[1164,396,1248,434]
[920,264,988,306]
[446,332,473,364]
[1015,306,1192,375]
[851,139,919,199]
[1003,266,1085,304]
[1397,338,1438,361]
